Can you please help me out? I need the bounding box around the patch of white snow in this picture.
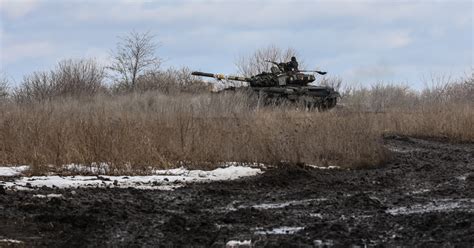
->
[310,213,323,218]
[0,239,23,244]
[252,198,327,210]
[306,165,340,170]
[33,193,63,198]
[406,189,431,195]
[2,166,262,190]
[255,226,304,235]
[314,239,334,247]
[387,199,474,215]
[63,163,109,174]
[226,240,251,247]
[456,174,469,181]
[0,166,29,176]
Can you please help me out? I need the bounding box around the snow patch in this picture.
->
[33,193,63,198]
[63,163,109,174]
[226,240,251,247]
[456,174,469,181]
[314,239,334,247]
[255,226,304,235]
[0,239,23,244]
[406,189,431,195]
[221,198,327,212]
[310,213,323,219]
[2,166,262,190]
[0,166,29,176]
[306,165,340,170]
[387,199,474,215]
[63,162,265,175]
[386,145,421,153]
[252,198,327,210]
[221,162,266,168]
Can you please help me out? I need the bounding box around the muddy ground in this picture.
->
[0,135,473,247]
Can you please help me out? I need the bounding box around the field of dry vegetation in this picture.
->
[0,57,472,175]
[0,92,386,174]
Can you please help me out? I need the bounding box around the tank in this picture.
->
[192,61,340,110]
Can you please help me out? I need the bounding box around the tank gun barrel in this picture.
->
[299,70,327,75]
[192,71,250,82]
[191,71,215,78]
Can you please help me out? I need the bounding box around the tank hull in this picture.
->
[221,85,339,110]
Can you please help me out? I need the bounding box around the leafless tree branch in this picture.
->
[235,45,301,77]
[108,31,162,90]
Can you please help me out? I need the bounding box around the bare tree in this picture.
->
[109,31,161,90]
[235,45,301,77]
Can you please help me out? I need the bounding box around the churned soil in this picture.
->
[0,135,473,247]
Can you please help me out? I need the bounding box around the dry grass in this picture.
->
[0,92,386,175]
[338,75,474,141]
[377,103,474,142]
[0,74,472,175]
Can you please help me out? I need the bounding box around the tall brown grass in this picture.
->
[337,74,474,141]
[0,71,472,175]
[378,103,474,141]
[0,92,386,174]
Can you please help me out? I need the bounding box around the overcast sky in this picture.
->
[0,0,472,88]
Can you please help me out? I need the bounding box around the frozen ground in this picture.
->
[0,135,473,247]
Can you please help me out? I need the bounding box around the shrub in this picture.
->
[0,74,9,101]
[113,67,211,94]
[14,59,106,103]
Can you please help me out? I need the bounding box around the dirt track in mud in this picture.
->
[1,135,473,247]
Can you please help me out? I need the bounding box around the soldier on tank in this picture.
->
[278,57,298,72]
[287,56,299,72]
